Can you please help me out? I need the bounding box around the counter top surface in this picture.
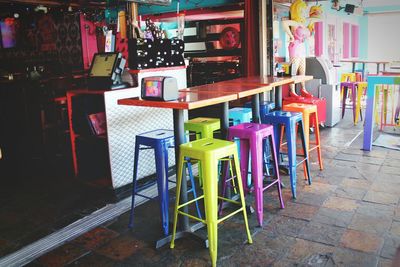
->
[340,59,390,64]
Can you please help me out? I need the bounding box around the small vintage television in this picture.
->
[344,4,355,14]
[87,52,127,90]
[141,76,178,101]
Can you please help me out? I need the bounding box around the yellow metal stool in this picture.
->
[184,117,220,139]
[170,138,252,267]
[282,103,323,172]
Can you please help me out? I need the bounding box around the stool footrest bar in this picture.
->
[177,211,205,223]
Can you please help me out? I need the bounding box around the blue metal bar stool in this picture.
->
[262,111,311,199]
[245,101,275,121]
[128,129,201,236]
[245,101,275,175]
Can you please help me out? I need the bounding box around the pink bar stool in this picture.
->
[220,122,284,226]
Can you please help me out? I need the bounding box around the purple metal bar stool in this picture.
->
[220,123,285,226]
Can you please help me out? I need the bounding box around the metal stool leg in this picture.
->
[129,139,140,228]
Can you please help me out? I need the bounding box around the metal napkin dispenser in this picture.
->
[141,76,179,101]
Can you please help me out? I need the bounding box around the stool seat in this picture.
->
[283,103,316,112]
[180,138,235,157]
[171,138,252,267]
[229,107,252,125]
[136,129,175,145]
[184,117,220,139]
[228,122,273,137]
[283,96,327,126]
[265,110,303,121]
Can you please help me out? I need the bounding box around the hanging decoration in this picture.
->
[144,17,162,40]
[308,5,323,34]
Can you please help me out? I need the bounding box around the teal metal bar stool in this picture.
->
[229,107,253,185]
[229,107,252,125]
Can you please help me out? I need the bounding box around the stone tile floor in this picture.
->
[13,114,400,266]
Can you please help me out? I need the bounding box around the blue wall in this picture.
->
[138,0,241,15]
[364,5,400,13]
[359,15,368,59]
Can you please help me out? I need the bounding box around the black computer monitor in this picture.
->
[87,52,127,90]
[89,53,119,78]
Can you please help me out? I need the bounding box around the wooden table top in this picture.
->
[219,76,292,86]
[118,91,238,110]
[179,83,271,98]
[219,75,313,87]
[340,59,390,64]
[118,75,315,110]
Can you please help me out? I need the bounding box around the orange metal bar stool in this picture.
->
[282,103,323,171]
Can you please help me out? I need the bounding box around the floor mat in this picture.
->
[373,133,400,150]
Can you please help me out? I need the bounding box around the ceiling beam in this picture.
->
[0,0,107,8]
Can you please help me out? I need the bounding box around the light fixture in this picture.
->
[125,0,172,6]
[34,5,48,13]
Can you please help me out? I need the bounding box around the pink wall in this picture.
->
[351,24,359,58]
[314,22,323,57]
[343,22,350,59]
[80,14,99,70]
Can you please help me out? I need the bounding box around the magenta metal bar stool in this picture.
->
[220,123,285,226]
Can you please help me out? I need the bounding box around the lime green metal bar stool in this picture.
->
[170,138,252,267]
[184,117,221,186]
[184,117,220,139]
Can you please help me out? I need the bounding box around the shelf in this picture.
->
[185,48,242,58]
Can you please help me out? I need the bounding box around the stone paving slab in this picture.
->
[22,113,400,267]
[297,222,345,246]
[363,190,400,205]
[340,229,384,254]
[381,235,400,259]
[312,207,354,228]
[348,213,392,235]
[322,196,359,212]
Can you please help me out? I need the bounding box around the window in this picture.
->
[343,22,359,59]
[343,22,350,58]
[351,24,359,58]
